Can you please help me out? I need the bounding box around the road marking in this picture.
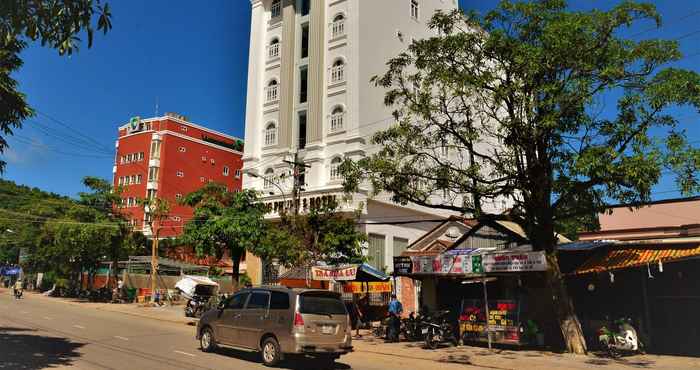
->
[114,336,129,341]
[173,350,196,357]
[73,325,85,329]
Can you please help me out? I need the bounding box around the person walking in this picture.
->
[387,294,403,342]
[13,279,23,299]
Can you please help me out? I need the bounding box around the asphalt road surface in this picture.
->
[0,292,482,370]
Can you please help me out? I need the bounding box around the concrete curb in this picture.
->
[27,292,195,326]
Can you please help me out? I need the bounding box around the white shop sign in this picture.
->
[482,251,547,272]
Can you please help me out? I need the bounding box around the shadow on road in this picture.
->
[0,326,85,370]
[214,347,351,370]
[585,352,656,368]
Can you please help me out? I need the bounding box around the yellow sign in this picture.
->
[342,282,392,294]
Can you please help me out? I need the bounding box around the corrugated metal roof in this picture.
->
[573,245,700,275]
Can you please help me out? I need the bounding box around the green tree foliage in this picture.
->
[260,203,367,271]
[0,1,112,172]
[0,179,74,264]
[180,184,366,288]
[342,1,700,353]
[180,185,268,289]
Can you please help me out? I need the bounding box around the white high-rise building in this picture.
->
[242,0,463,283]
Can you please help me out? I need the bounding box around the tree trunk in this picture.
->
[546,252,587,354]
[230,248,242,292]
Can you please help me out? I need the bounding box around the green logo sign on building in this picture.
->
[129,116,141,131]
[472,255,483,273]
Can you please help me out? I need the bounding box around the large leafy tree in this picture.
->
[257,202,367,272]
[0,1,112,172]
[342,1,700,353]
[180,185,269,289]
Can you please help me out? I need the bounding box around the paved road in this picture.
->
[0,291,482,370]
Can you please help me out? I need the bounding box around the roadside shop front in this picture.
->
[395,220,569,347]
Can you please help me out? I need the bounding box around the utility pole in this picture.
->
[283,152,311,216]
[150,224,159,304]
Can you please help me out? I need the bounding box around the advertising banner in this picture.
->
[482,251,547,272]
[311,265,358,281]
[342,281,392,294]
[394,251,545,276]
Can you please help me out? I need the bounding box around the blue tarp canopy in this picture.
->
[0,267,22,276]
[557,240,616,252]
[355,263,390,282]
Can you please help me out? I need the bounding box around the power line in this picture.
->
[630,9,700,38]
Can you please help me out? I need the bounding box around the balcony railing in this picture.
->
[330,112,344,132]
[331,19,345,39]
[267,43,280,59]
[330,65,345,84]
[265,85,279,103]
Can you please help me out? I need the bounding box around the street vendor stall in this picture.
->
[395,249,548,347]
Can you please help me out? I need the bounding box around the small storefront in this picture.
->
[562,242,700,355]
[395,248,551,346]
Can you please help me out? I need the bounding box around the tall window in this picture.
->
[271,0,282,18]
[148,167,159,182]
[266,80,279,103]
[299,66,308,103]
[268,38,280,59]
[137,174,142,184]
[301,23,309,59]
[330,157,342,180]
[150,140,161,159]
[263,168,274,189]
[331,14,345,38]
[368,234,386,270]
[301,0,310,16]
[410,0,419,20]
[330,106,344,132]
[298,111,307,149]
[265,122,277,146]
[393,237,409,258]
[147,189,157,200]
[138,152,144,161]
[223,166,230,176]
[330,59,345,83]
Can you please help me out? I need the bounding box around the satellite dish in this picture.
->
[445,226,460,239]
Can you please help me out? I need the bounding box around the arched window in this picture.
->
[271,0,282,18]
[266,79,279,103]
[264,168,274,189]
[268,38,280,59]
[330,106,345,132]
[331,14,345,38]
[330,157,343,180]
[330,59,345,83]
[265,122,277,146]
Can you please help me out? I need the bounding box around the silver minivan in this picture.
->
[196,286,353,366]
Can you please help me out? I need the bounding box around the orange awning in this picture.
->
[573,245,700,275]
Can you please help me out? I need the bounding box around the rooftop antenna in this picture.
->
[155,96,159,117]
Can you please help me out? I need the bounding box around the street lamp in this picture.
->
[248,172,288,203]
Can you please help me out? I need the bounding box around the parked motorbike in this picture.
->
[401,312,424,341]
[13,288,23,299]
[598,317,643,358]
[185,295,211,318]
[423,310,458,349]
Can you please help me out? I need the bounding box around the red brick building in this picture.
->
[113,113,243,238]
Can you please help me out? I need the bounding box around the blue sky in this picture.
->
[2,0,699,199]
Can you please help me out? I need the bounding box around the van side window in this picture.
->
[270,291,290,310]
[227,293,248,309]
[246,291,270,309]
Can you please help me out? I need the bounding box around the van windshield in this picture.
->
[299,293,347,315]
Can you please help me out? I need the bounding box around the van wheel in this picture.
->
[200,327,217,353]
[261,337,282,367]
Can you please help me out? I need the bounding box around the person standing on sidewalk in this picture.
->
[387,294,403,342]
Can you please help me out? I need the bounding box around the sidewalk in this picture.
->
[25,291,195,325]
[21,290,700,370]
[350,331,700,370]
